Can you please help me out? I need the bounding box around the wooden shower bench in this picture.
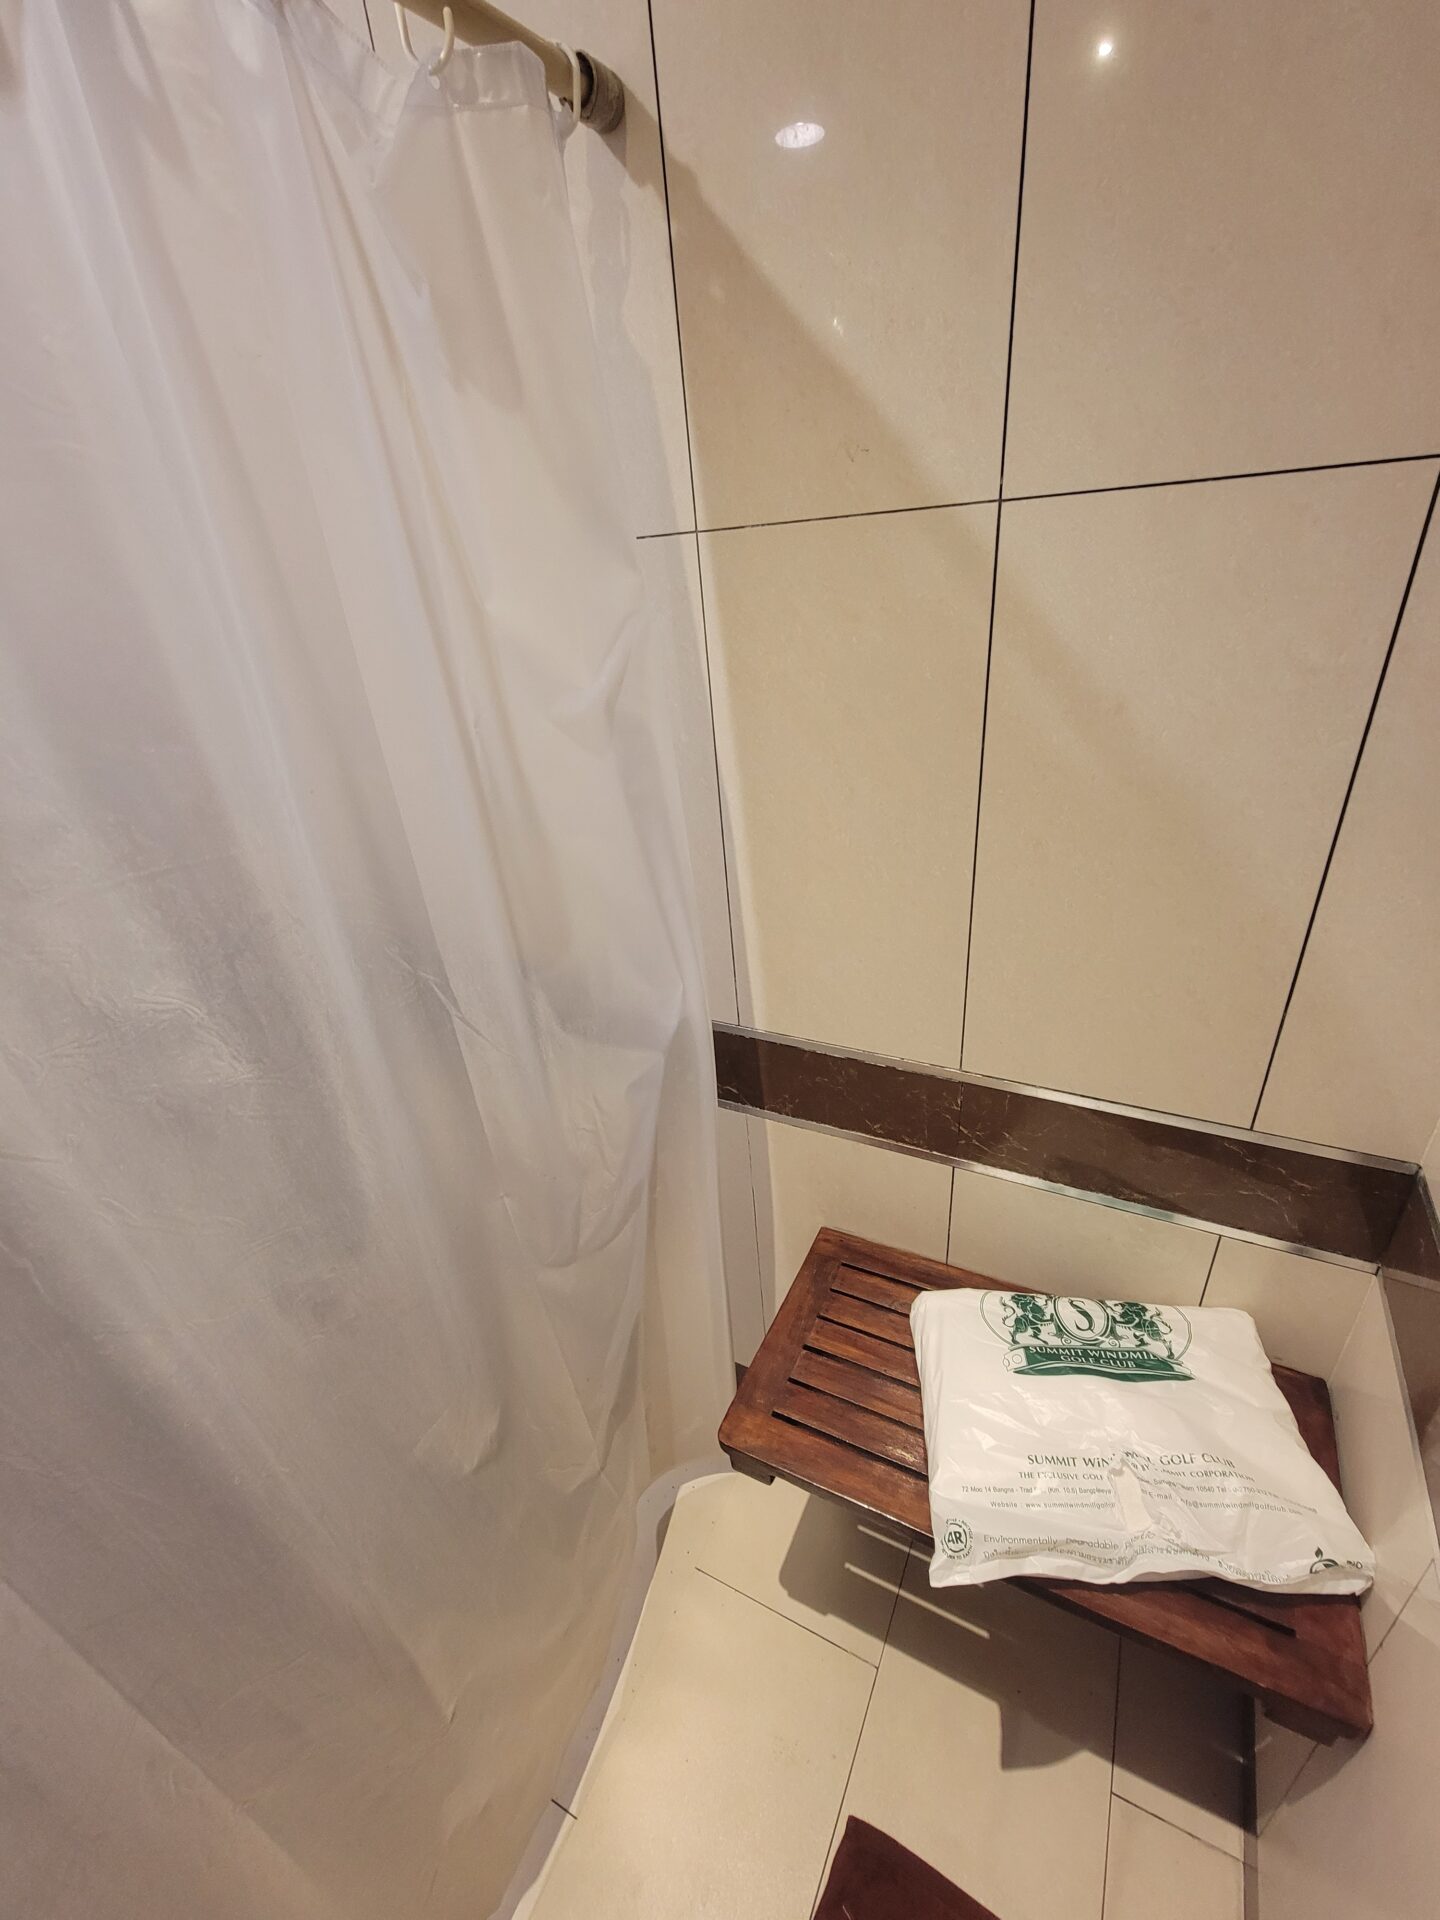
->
[720,1228,1372,1744]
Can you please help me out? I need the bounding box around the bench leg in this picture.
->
[722,1449,775,1487]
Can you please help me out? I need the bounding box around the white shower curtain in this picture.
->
[0,4,731,1915]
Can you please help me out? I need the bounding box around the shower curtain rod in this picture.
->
[394,1,626,130]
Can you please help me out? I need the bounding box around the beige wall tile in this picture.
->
[1006,2,1440,494]
[1258,1564,1440,1920]
[652,0,1028,526]
[835,1561,1118,1920]
[947,1167,1218,1307]
[368,0,694,534]
[963,464,1434,1122]
[1103,1798,1242,1920]
[1201,1239,1370,1378]
[716,1109,763,1365]
[705,507,994,1066]
[1112,1643,1245,1858]
[1383,1274,1440,1456]
[635,535,736,1022]
[748,1122,951,1325]
[1258,516,1440,1158]
[1330,1282,1439,1656]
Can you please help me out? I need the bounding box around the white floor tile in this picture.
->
[1112,1643,1245,1858]
[831,1558,1119,1920]
[662,1471,907,1664]
[529,1558,873,1920]
[1104,1798,1243,1920]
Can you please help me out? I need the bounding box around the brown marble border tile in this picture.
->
[714,1024,1415,1265]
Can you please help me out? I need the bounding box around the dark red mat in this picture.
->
[815,1818,1003,1920]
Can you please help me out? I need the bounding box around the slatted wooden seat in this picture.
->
[720,1228,1372,1744]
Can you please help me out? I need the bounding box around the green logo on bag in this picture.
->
[942,1520,972,1559]
[980,1293,1193,1382]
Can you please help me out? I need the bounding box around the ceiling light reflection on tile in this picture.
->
[774,121,825,150]
[1095,37,1115,60]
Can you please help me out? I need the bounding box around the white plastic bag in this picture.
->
[910,1288,1374,1594]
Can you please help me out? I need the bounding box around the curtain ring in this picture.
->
[431,7,457,74]
[561,44,585,123]
[393,5,455,77]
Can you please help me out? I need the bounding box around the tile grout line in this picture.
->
[640,2,753,1121]
[1108,1789,1245,1862]
[548,1531,915,1827]
[1006,448,1440,507]
[690,1563,883,1668]
[807,1665,882,1919]
[1241,1696,1259,1857]
[958,0,1035,1068]
[958,503,1003,1069]
[1251,1555,1437,1835]
[805,1547,911,1919]
[639,495,998,538]
[642,0,699,538]
[1248,465,1440,1128]
[1198,1236,1222,1306]
[643,0,755,1326]
[739,1113,769,1344]
[641,0,746,1029]
[944,1167,956,1261]
[1262,1724,1325,1830]
[1259,1559,1436,1827]
[1099,1646,1124,1919]
[633,452,1440,541]
[690,537,746,1049]
[1362,1554,1434,1668]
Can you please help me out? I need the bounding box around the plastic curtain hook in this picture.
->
[562,44,584,124]
[394,4,456,77]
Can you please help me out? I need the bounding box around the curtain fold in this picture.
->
[0,3,731,1913]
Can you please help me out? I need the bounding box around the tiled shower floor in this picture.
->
[518,1472,1246,1920]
